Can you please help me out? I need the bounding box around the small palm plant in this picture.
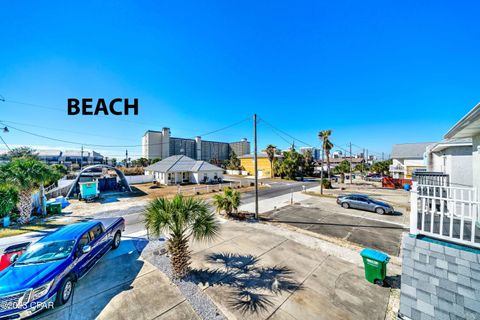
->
[143,195,219,278]
[212,187,241,216]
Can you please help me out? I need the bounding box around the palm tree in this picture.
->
[213,187,241,216]
[333,160,350,184]
[0,158,59,224]
[318,130,333,179]
[265,144,277,178]
[143,195,219,278]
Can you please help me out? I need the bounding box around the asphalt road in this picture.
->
[0,179,319,251]
[263,204,406,256]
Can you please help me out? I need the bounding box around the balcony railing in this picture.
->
[410,182,480,248]
[389,164,405,172]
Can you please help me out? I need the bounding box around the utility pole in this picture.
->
[320,147,324,195]
[125,149,129,168]
[349,142,353,184]
[80,145,84,170]
[254,114,259,220]
[382,152,384,161]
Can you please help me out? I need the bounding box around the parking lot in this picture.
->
[263,204,406,256]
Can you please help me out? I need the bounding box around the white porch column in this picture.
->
[410,181,419,235]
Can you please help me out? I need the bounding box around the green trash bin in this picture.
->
[360,248,390,286]
[46,202,62,215]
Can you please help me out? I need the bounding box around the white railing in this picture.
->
[410,182,480,248]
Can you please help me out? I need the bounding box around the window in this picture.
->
[78,233,90,248]
[88,224,103,241]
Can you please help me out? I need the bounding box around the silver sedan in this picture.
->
[336,194,394,214]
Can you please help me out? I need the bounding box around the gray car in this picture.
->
[336,194,394,214]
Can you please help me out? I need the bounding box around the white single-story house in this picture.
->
[390,142,433,179]
[144,155,224,185]
[425,138,473,188]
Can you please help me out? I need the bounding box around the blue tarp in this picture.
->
[360,248,390,263]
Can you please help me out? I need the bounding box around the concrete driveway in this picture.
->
[188,220,391,320]
[263,205,405,256]
[36,237,198,320]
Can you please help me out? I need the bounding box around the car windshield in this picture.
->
[16,240,75,265]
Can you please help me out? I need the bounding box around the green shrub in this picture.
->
[0,185,18,218]
[321,179,332,189]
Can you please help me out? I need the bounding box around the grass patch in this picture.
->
[304,192,337,199]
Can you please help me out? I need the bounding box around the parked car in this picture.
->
[0,242,30,272]
[366,174,383,182]
[0,218,125,319]
[336,194,394,214]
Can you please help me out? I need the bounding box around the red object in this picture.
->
[0,242,30,271]
[382,177,412,189]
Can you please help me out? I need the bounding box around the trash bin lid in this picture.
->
[360,248,390,263]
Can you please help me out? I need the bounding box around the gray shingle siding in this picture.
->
[399,235,480,319]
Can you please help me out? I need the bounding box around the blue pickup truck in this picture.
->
[0,217,125,319]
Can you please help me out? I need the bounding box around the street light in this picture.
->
[3,126,9,133]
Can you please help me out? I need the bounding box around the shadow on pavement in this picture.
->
[189,253,301,315]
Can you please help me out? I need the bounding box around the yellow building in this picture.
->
[239,153,282,177]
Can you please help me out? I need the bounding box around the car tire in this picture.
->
[112,231,121,250]
[376,208,385,215]
[342,203,350,209]
[55,275,74,306]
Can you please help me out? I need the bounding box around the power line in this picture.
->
[0,97,179,128]
[257,121,292,146]
[0,117,251,149]
[0,135,11,151]
[259,117,314,148]
[0,120,137,142]
[197,117,251,138]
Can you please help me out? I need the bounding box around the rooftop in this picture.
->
[145,155,222,173]
[444,102,480,139]
[391,142,434,159]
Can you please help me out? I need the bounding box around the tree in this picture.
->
[150,158,161,165]
[212,187,241,216]
[143,195,219,278]
[51,164,68,176]
[0,185,18,218]
[318,130,333,179]
[302,149,315,176]
[225,151,241,170]
[265,144,277,178]
[333,160,350,183]
[276,149,302,180]
[354,163,370,173]
[8,147,38,159]
[370,159,392,175]
[110,158,117,167]
[131,157,150,167]
[0,158,59,223]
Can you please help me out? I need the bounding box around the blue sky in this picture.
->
[0,1,479,159]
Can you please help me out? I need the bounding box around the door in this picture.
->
[85,223,109,269]
[75,232,93,277]
[354,197,369,210]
